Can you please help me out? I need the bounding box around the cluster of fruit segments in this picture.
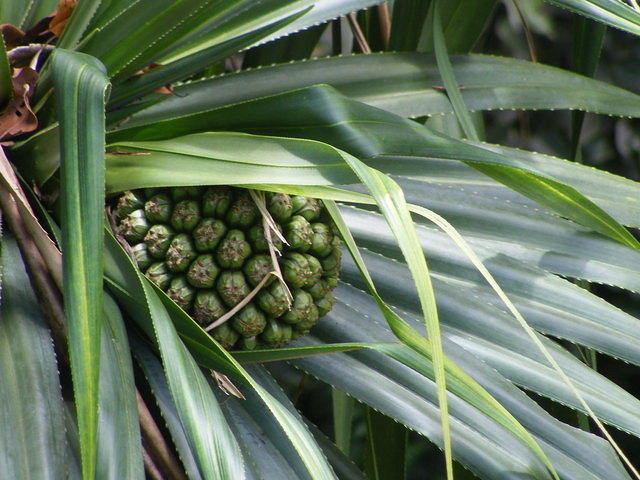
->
[114,186,341,350]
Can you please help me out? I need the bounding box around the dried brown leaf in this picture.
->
[0,67,38,140]
[47,0,77,37]
[1,24,25,49]
[212,371,245,399]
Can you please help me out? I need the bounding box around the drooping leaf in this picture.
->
[141,278,246,480]
[242,23,325,69]
[79,0,304,80]
[292,297,631,480]
[108,87,640,248]
[220,0,382,52]
[132,336,203,480]
[56,0,100,49]
[431,0,478,140]
[105,132,357,192]
[51,49,109,480]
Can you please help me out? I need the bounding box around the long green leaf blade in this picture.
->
[418,0,495,53]
[108,10,305,107]
[142,281,245,480]
[335,160,454,479]
[431,0,479,141]
[0,233,67,479]
[51,49,109,480]
[109,86,640,248]
[97,293,144,479]
[112,53,640,124]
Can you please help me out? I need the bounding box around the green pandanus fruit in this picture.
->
[114,186,341,350]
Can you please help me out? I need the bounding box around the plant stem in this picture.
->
[377,2,391,50]
[137,391,188,480]
[347,13,372,53]
[142,445,165,480]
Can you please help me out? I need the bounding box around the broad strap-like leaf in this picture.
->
[64,292,146,480]
[339,251,640,437]
[242,23,325,68]
[57,0,103,49]
[108,10,306,107]
[143,278,246,480]
[218,389,300,480]
[51,49,109,480]
[331,159,455,479]
[366,146,640,229]
[0,233,68,480]
[232,343,367,363]
[240,0,382,49]
[80,0,303,80]
[293,302,631,480]
[325,200,559,479]
[342,202,640,330]
[108,88,640,247]
[105,132,357,192]
[374,175,640,292]
[110,53,640,124]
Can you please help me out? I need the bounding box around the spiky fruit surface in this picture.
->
[115,186,340,350]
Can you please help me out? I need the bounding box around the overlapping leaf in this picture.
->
[541,0,640,36]
[111,53,640,123]
[105,230,338,480]
[0,234,67,480]
[51,49,109,480]
[108,85,639,248]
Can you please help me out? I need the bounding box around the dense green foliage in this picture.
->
[1,1,640,479]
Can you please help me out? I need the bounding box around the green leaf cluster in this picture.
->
[2,1,640,479]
